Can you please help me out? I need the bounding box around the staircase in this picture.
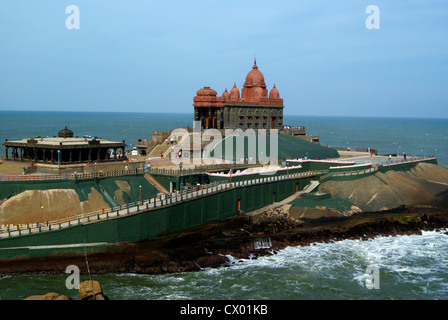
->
[148,143,170,158]
[148,134,186,159]
[144,173,169,194]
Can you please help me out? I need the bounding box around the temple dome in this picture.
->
[269,84,280,99]
[222,88,230,100]
[244,59,266,88]
[229,83,240,100]
[253,86,263,98]
[196,87,217,96]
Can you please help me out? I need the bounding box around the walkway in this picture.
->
[144,173,169,194]
[246,180,320,217]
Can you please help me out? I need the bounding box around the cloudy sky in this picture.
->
[0,0,447,118]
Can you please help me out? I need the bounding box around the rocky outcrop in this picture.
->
[24,292,71,300]
[410,162,448,184]
[211,212,448,261]
[0,188,109,225]
[245,204,304,234]
[24,280,108,300]
[318,163,448,213]
[8,203,448,277]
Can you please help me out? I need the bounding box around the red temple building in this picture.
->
[193,59,284,130]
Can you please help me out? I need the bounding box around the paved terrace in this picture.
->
[337,150,435,166]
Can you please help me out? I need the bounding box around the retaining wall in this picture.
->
[0,175,311,257]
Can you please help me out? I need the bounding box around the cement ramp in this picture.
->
[302,180,320,194]
[144,174,169,194]
[246,180,320,217]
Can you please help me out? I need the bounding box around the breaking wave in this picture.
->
[99,229,448,300]
[2,230,447,300]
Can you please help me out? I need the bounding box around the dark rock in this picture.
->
[184,254,230,271]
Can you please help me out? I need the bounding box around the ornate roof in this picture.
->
[229,83,240,101]
[196,87,217,96]
[193,59,283,107]
[243,59,267,88]
[58,126,73,138]
[269,84,280,99]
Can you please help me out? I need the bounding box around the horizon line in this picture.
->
[0,109,446,120]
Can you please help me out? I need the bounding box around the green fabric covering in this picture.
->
[290,195,353,212]
[0,175,160,206]
[209,133,339,161]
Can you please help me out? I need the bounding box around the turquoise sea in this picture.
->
[0,111,446,166]
[0,111,447,301]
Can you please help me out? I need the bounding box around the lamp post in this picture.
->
[95,162,97,177]
[57,150,61,167]
[41,205,44,223]
[139,185,142,204]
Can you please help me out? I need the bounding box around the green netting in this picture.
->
[277,134,340,160]
[290,195,353,212]
[96,176,159,206]
[209,133,339,161]
[0,175,160,206]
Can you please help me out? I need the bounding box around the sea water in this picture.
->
[0,111,446,166]
[0,111,447,300]
[1,230,447,300]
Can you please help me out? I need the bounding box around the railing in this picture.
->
[149,163,261,176]
[319,156,437,181]
[0,163,263,182]
[380,156,436,167]
[320,166,378,181]
[0,169,324,239]
[1,173,76,181]
[329,146,378,154]
[0,169,147,182]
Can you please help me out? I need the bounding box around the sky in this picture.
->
[0,0,447,118]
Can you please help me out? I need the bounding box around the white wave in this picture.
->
[96,230,448,299]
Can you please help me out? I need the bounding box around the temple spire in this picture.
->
[253,57,258,69]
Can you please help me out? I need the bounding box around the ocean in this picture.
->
[1,230,448,301]
[1,111,446,166]
[0,111,447,301]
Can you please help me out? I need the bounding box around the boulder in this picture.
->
[24,292,71,300]
[346,205,362,216]
[195,254,229,269]
[78,280,108,300]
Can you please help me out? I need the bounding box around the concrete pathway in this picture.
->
[246,180,320,217]
[144,173,169,194]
